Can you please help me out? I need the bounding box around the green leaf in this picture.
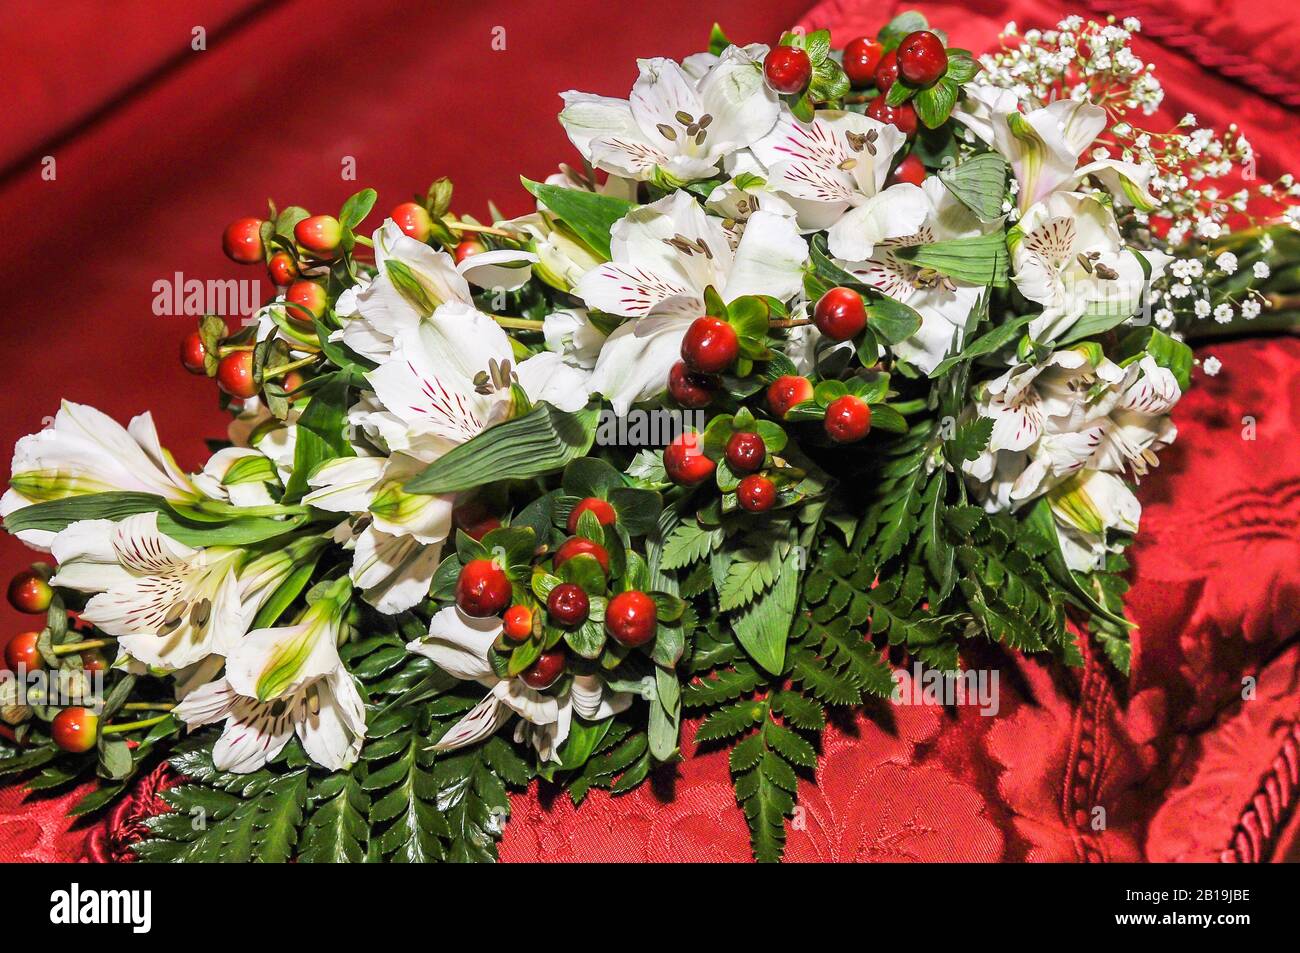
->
[299,773,369,863]
[913,78,958,129]
[405,403,599,495]
[877,11,929,47]
[732,551,799,675]
[660,519,722,570]
[521,179,634,260]
[339,188,378,230]
[928,309,1029,377]
[937,152,1009,223]
[282,373,354,502]
[945,51,980,84]
[1023,498,1134,630]
[708,22,732,55]
[894,232,1008,287]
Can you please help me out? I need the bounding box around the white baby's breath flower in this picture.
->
[1202,355,1222,376]
[1213,303,1234,323]
[1253,262,1271,279]
[1242,299,1261,319]
[1215,252,1238,274]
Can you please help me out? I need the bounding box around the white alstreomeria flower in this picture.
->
[1011,190,1169,343]
[748,108,924,247]
[48,512,315,671]
[408,606,631,762]
[173,578,364,773]
[1046,469,1142,572]
[575,190,808,415]
[305,305,590,614]
[559,45,779,185]
[3,401,200,550]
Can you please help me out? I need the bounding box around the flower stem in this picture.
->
[353,234,374,248]
[51,638,114,656]
[122,702,176,712]
[445,219,516,239]
[102,714,173,735]
[769,319,812,329]
[493,315,545,331]
[262,355,318,379]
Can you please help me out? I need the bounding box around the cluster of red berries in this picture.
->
[840,29,948,139]
[767,375,872,444]
[666,314,741,411]
[451,498,658,690]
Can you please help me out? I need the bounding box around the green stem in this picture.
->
[262,355,317,380]
[122,702,176,712]
[770,319,812,329]
[889,399,930,415]
[102,714,172,735]
[190,499,314,519]
[492,315,545,331]
[353,234,374,248]
[52,638,114,656]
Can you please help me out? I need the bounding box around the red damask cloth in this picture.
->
[2,0,1298,862]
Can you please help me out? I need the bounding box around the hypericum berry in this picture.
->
[681,317,739,374]
[7,570,52,614]
[554,537,611,575]
[452,499,502,541]
[897,30,947,87]
[737,475,777,512]
[887,153,926,187]
[79,649,108,673]
[824,395,873,443]
[843,36,885,88]
[605,590,657,647]
[222,217,264,264]
[725,431,766,473]
[456,559,512,617]
[51,707,98,753]
[453,239,485,264]
[866,96,918,137]
[391,202,433,242]
[663,432,716,487]
[281,370,305,393]
[814,287,869,341]
[764,45,812,94]
[267,250,299,286]
[294,214,343,257]
[284,279,328,324]
[520,649,566,689]
[667,361,719,409]
[567,497,616,534]
[4,632,42,672]
[547,583,589,627]
[874,50,899,92]
[217,351,258,399]
[767,375,814,420]
[179,331,208,375]
[502,605,534,642]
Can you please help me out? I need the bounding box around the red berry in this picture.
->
[843,37,884,88]
[4,631,42,672]
[737,475,777,512]
[391,202,433,242]
[725,432,766,473]
[222,217,264,264]
[520,649,566,689]
[7,571,52,614]
[547,583,589,627]
[453,239,484,264]
[267,250,299,286]
[767,375,814,420]
[663,432,716,487]
[887,153,926,188]
[814,287,869,341]
[281,370,306,393]
[764,46,812,95]
[452,499,502,541]
[179,331,208,375]
[824,395,873,443]
[456,559,512,617]
[866,96,918,137]
[284,280,328,324]
[217,351,258,399]
[567,497,616,535]
[295,215,343,257]
[554,537,610,575]
[897,30,947,87]
[79,649,108,673]
[874,50,899,91]
[681,317,739,374]
[51,707,98,753]
[502,605,534,642]
[605,590,658,647]
[667,361,719,409]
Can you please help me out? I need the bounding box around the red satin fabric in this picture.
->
[2,0,1299,862]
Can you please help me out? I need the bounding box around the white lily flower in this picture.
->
[173,580,364,773]
[749,109,911,236]
[408,606,631,763]
[839,178,994,372]
[955,89,1107,213]
[704,150,798,225]
[543,308,608,370]
[1012,191,1169,342]
[559,45,779,184]
[1047,470,1142,571]
[49,512,249,671]
[3,402,199,549]
[575,191,808,415]
[190,447,279,508]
